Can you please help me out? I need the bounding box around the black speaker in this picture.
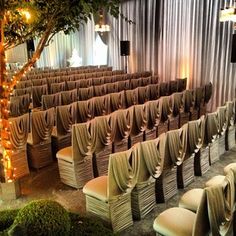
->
[120,41,130,56]
[231,34,236,63]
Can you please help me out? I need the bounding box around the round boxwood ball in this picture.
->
[12,199,71,236]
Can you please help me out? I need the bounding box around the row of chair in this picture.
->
[81,99,235,233]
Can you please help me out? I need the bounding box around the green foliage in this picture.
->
[0,209,19,232]
[12,199,71,236]
[69,212,116,236]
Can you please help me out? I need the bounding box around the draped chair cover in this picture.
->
[78,87,94,100]
[9,96,21,117]
[182,89,194,112]
[61,89,78,105]
[56,102,77,136]
[94,85,107,97]
[92,77,104,86]
[32,78,47,86]
[130,78,142,89]
[15,80,32,89]
[145,100,159,129]
[216,106,227,135]
[9,113,29,149]
[176,78,187,92]
[32,84,48,108]
[205,112,219,145]
[158,96,171,123]
[42,93,61,110]
[204,82,213,104]
[168,80,178,95]
[188,116,206,154]
[117,80,130,92]
[108,149,139,200]
[137,86,149,104]
[60,75,69,82]
[30,108,55,145]
[129,105,147,136]
[92,95,110,117]
[193,87,204,109]
[66,80,80,90]
[50,82,66,94]
[105,83,119,94]
[110,109,131,142]
[141,76,152,87]
[90,115,112,154]
[147,84,159,101]
[13,87,32,97]
[79,79,92,88]
[225,101,235,127]
[104,76,113,84]
[125,89,138,108]
[77,100,94,123]
[110,91,125,112]
[170,92,183,117]
[159,82,169,96]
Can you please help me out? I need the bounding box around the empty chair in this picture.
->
[225,101,235,150]
[41,93,61,110]
[147,84,159,101]
[117,80,130,91]
[137,86,149,104]
[8,113,30,179]
[32,84,48,108]
[141,76,152,87]
[13,87,32,97]
[168,80,178,95]
[128,105,147,147]
[205,112,219,165]
[92,77,104,86]
[159,82,169,96]
[78,87,94,100]
[144,100,159,140]
[112,69,124,75]
[176,77,187,92]
[47,76,60,92]
[27,108,55,169]
[130,78,142,89]
[157,96,171,136]
[61,89,78,105]
[79,78,93,88]
[168,92,183,130]
[56,123,94,188]
[9,94,30,117]
[200,82,213,117]
[60,75,69,82]
[15,80,32,89]
[92,95,110,117]
[31,78,47,86]
[105,83,119,94]
[91,116,112,176]
[94,84,107,97]
[50,81,66,94]
[83,149,138,232]
[103,76,113,84]
[110,109,131,153]
[110,91,125,112]
[216,105,227,156]
[151,75,159,84]
[125,89,138,107]
[179,89,193,127]
[192,87,204,120]
[51,102,77,158]
[77,100,94,123]
[153,188,209,236]
[131,139,163,219]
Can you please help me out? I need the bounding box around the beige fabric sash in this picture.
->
[77,100,94,123]
[110,109,131,142]
[42,93,61,110]
[72,123,92,162]
[61,89,77,105]
[129,104,147,135]
[158,96,171,123]
[170,92,183,117]
[205,112,219,144]
[56,102,77,136]
[216,106,227,135]
[145,100,159,129]
[108,149,138,200]
[9,113,29,149]
[31,107,55,144]
[182,89,194,112]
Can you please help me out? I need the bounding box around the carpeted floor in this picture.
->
[0,146,235,235]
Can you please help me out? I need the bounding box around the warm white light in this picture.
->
[220,8,236,22]
[95,24,110,32]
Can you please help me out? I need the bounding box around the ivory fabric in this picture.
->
[145,100,159,129]
[56,102,77,136]
[108,149,138,200]
[61,89,78,105]
[137,86,148,104]
[92,95,110,116]
[110,92,124,111]
[205,112,219,145]
[170,92,183,117]
[30,108,55,144]
[9,113,29,149]
[42,93,61,110]
[216,106,227,135]
[77,100,94,123]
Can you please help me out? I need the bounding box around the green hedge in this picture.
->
[0,209,19,232]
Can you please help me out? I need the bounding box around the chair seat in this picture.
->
[56,146,72,162]
[153,207,196,236]
[205,175,225,187]
[179,188,204,212]
[83,176,108,202]
[224,163,236,174]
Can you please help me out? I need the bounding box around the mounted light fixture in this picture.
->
[220,0,236,22]
[94,10,110,33]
